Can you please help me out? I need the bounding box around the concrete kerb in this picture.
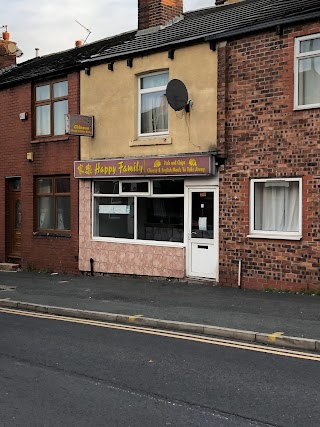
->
[0,300,319,353]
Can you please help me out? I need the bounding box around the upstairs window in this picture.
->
[295,34,320,108]
[35,80,68,136]
[139,71,169,136]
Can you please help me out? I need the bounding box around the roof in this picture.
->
[0,31,137,88]
[1,0,320,88]
[86,0,320,64]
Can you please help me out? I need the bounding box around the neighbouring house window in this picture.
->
[37,176,71,231]
[35,80,68,136]
[139,71,169,136]
[93,179,184,243]
[250,178,302,238]
[295,34,320,108]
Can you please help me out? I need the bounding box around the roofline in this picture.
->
[81,33,214,66]
[82,9,320,67]
[205,9,320,42]
[0,65,77,90]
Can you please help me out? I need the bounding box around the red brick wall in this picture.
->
[217,22,320,291]
[0,40,16,70]
[138,0,183,30]
[0,72,80,273]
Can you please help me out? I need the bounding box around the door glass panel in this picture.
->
[12,178,21,191]
[191,192,213,239]
[15,200,21,229]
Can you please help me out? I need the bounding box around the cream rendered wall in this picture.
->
[80,43,217,160]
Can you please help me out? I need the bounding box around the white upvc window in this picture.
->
[294,33,320,109]
[249,178,302,240]
[138,71,169,137]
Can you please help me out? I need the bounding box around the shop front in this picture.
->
[75,154,218,280]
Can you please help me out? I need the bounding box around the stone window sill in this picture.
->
[33,231,71,238]
[129,136,172,147]
[31,136,70,144]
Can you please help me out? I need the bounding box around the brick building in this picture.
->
[0,31,134,273]
[214,0,320,290]
[1,0,319,288]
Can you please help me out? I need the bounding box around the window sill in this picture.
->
[31,136,70,144]
[92,237,185,248]
[247,234,302,241]
[33,231,71,238]
[129,136,172,147]
[294,104,320,111]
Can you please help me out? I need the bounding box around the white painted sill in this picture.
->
[91,237,185,248]
[247,234,302,241]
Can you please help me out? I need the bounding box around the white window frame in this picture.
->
[92,179,185,247]
[120,180,151,196]
[248,177,302,240]
[138,71,169,138]
[294,33,320,110]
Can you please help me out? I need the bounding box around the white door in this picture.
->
[187,188,217,279]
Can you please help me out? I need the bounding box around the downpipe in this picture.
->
[238,259,242,289]
[90,258,94,276]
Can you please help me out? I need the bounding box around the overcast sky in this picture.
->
[2,0,216,62]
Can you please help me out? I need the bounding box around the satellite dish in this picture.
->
[15,48,23,58]
[166,79,189,111]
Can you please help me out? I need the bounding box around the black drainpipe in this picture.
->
[90,258,94,276]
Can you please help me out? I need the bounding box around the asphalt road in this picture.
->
[0,310,319,427]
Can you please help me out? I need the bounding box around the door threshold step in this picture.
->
[0,263,20,272]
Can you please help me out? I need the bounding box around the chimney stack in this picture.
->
[138,0,183,30]
[0,30,16,70]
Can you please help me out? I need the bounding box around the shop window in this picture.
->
[37,176,71,231]
[295,34,320,108]
[250,178,302,239]
[35,80,68,136]
[93,179,184,243]
[139,71,169,136]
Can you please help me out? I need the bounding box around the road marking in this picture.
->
[268,332,284,343]
[0,307,319,362]
[129,314,144,322]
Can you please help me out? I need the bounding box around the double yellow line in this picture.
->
[1,307,319,362]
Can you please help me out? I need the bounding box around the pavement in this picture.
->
[0,270,319,352]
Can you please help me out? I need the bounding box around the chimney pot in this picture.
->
[75,40,82,47]
[2,31,10,41]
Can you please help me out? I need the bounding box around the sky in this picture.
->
[2,0,216,62]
